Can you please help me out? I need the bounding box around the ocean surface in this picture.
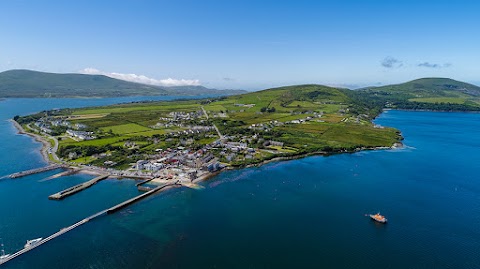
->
[1,98,479,268]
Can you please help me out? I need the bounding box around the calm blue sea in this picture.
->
[1,98,479,268]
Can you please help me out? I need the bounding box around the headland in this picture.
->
[10,84,405,187]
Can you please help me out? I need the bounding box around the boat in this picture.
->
[0,253,10,261]
[24,238,43,248]
[0,239,10,260]
[369,212,387,223]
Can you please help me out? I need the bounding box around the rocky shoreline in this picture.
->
[236,143,404,170]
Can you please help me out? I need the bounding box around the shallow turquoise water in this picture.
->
[1,98,479,268]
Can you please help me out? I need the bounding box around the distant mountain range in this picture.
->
[0,69,246,98]
[1,70,479,111]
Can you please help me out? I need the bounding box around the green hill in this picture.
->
[0,69,245,98]
[358,78,480,110]
[363,78,480,96]
[202,84,382,119]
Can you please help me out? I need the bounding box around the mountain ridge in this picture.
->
[0,69,245,98]
[360,77,480,96]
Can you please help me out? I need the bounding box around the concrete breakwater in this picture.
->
[136,178,156,192]
[48,175,109,200]
[44,168,80,180]
[6,164,66,179]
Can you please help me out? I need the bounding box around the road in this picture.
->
[201,106,223,139]
[50,136,59,161]
[25,124,60,162]
[201,106,209,120]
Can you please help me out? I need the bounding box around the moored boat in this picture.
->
[24,238,43,248]
[0,253,10,260]
[0,239,10,260]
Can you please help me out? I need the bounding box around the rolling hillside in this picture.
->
[362,78,480,96]
[0,69,245,98]
[358,78,480,110]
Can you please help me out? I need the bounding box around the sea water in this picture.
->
[1,98,479,268]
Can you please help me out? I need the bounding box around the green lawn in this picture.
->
[203,104,228,112]
[70,155,96,164]
[101,123,151,135]
[59,136,124,147]
[71,100,201,115]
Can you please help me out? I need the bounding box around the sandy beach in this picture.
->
[9,119,55,164]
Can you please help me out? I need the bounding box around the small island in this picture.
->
[13,84,404,184]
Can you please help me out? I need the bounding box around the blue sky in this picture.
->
[1,0,479,90]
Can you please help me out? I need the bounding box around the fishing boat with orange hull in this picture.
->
[369,213,387,223]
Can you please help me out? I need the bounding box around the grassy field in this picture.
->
[67,113,109,120]
[60,137,125,147]
[273,122,398,150]
[70,100,201,115]
[100,123,151,134]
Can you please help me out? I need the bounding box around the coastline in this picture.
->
[9,119,54,165]
[234,143,403,170]
[11,117,403,184]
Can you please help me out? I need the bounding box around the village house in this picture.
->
[66,130,96,140]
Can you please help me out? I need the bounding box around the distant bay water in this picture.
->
[1,98,479,268]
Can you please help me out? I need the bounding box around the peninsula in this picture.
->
[13,84,403,183]
[14,78,480,181]
[12,77,480,183]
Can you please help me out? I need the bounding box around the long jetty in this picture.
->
[48,175,109,200]
[0,182,179,266]
[6,164,66,179]
[107,181,180,214]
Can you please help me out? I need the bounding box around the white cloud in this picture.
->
[79,68,201,87]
